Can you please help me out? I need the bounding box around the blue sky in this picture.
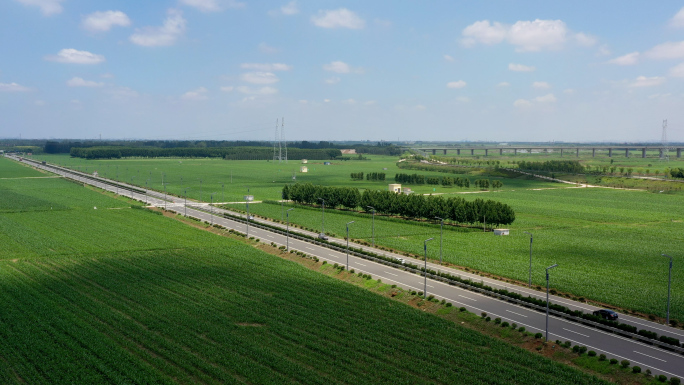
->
[1,1,684,142]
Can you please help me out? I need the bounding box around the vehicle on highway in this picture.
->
[395,258,405,264]
[318,233,328,240]
[593,309,618,321]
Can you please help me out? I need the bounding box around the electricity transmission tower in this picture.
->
[660,119,669,161]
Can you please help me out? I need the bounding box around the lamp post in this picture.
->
[244,194,253,237]
[346,221,355,271]
[424,237,434,298]
[199,179,203,203]
[545,263,558,342]
[318,198,325,237]
[164,183,167,210]
[145,179,150,205]
[524,231,533,288]
[184,188,190,217]
[286,208,294,251]
[435,217,444,265]
[367,206,375,248]
[222,183,225,203]
[210,193,216,226]
[663,254,673,326]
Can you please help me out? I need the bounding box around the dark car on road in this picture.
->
[593,309,618,321]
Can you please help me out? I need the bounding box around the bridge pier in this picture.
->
[470,149,474,156]
[576,148,579,157]
[432,149,436,155]
[499,148,503,155]
[642,148,646,158]
[678,148,682,158]
[457,149,460,155]
[443,149,447,155]
[592,148,595,157]
[608,148,612,157]
[514,149,517,155]
[560,148,563,157]
[625,149,629,158]
[485,149,488,156]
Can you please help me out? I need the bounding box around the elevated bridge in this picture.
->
[414,146,682,158]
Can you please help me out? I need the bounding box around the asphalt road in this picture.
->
[11,155,684,379]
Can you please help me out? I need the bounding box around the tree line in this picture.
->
[516,160,585,173]
[70,146,342,160]
[282,182,515,226]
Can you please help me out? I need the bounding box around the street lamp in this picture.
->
[663,254,673,326]
[424,237,434,298]
[286,208,294,251]
[184,188,190,217]
[163,183,168,210]
[222,183,225,203]
[199,179,203,203]
[245,194,254,237]
[524,231,533,288]
[318,198,326,237]
[545,263,558,342]
[435,217,444,265]
[346,221,355,271]
[367,206,375,248]
[210,193,216,226]
[145,179,150,205]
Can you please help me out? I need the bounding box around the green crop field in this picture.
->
[0,156,48,178]
[0,164,608,384]
[227,186,684,322]
[33,154,561,202]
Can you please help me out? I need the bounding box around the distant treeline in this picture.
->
[47,139,403,155]
[395,173,482,188]
[516,160,585,173]
[69,146,342,160]
[282,182,515,226]
[350,172,386,181]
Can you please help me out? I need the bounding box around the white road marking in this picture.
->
[633,351,667,362]
[384,272,398,276]
[506,310,527,318]
[563,328,589,338]
[356,262,367,266]
[458,295,477,301]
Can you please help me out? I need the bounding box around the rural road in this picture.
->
[10,155,684,379]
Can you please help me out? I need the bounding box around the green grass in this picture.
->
[0,165,611,384]
[228,186,684,321]
[0,156,48,178]
[33,154,561,202]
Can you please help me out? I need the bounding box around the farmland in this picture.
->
[226,185,684,322]
[0,166,608,384]
[33,154,561,202]
[0,156,48,178]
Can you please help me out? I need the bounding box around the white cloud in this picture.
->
[0,82,30,92]
[101,73,115,78]
[443,54,455,62]
[14,0,63,16]
[513,99,532,108]
[323,98,331,102]
[106,87,138,100]
[130,9,186,47]
[342,98,357,104]
[563,88,575,94]
[534,93,556,103]
[364,100,376,105]
[240,63,292,71]
[236,86,278,95]
[374,18,392,28]
[597,44,611,56]
[669,62,684,77]
[82,11,131,32]
[629,76,665,87]
[497,82,510,87]
[299,99,308,104]
[455,96,470,103]
[447,80,467,89]
[35,100,46,106]
[240,72,279,84]
[462,19,573,52]
[324,77,341,85]
[180,0,244,12]
[181,87,208,100]
[414,105,427,111]
[670,7,684,28]
[220,86,234,92]
[461,20,507,46]
[311,8,365,29]
[66,77,104,87]
[508,63,535,72]
[323,61,362,74]
[45,49,105,64]
[280,1,299,15]
[646,41,684,59]
[258,43,280,54]
[608,52,640,65]
[574,32,597,47]
[532,81,550,89]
